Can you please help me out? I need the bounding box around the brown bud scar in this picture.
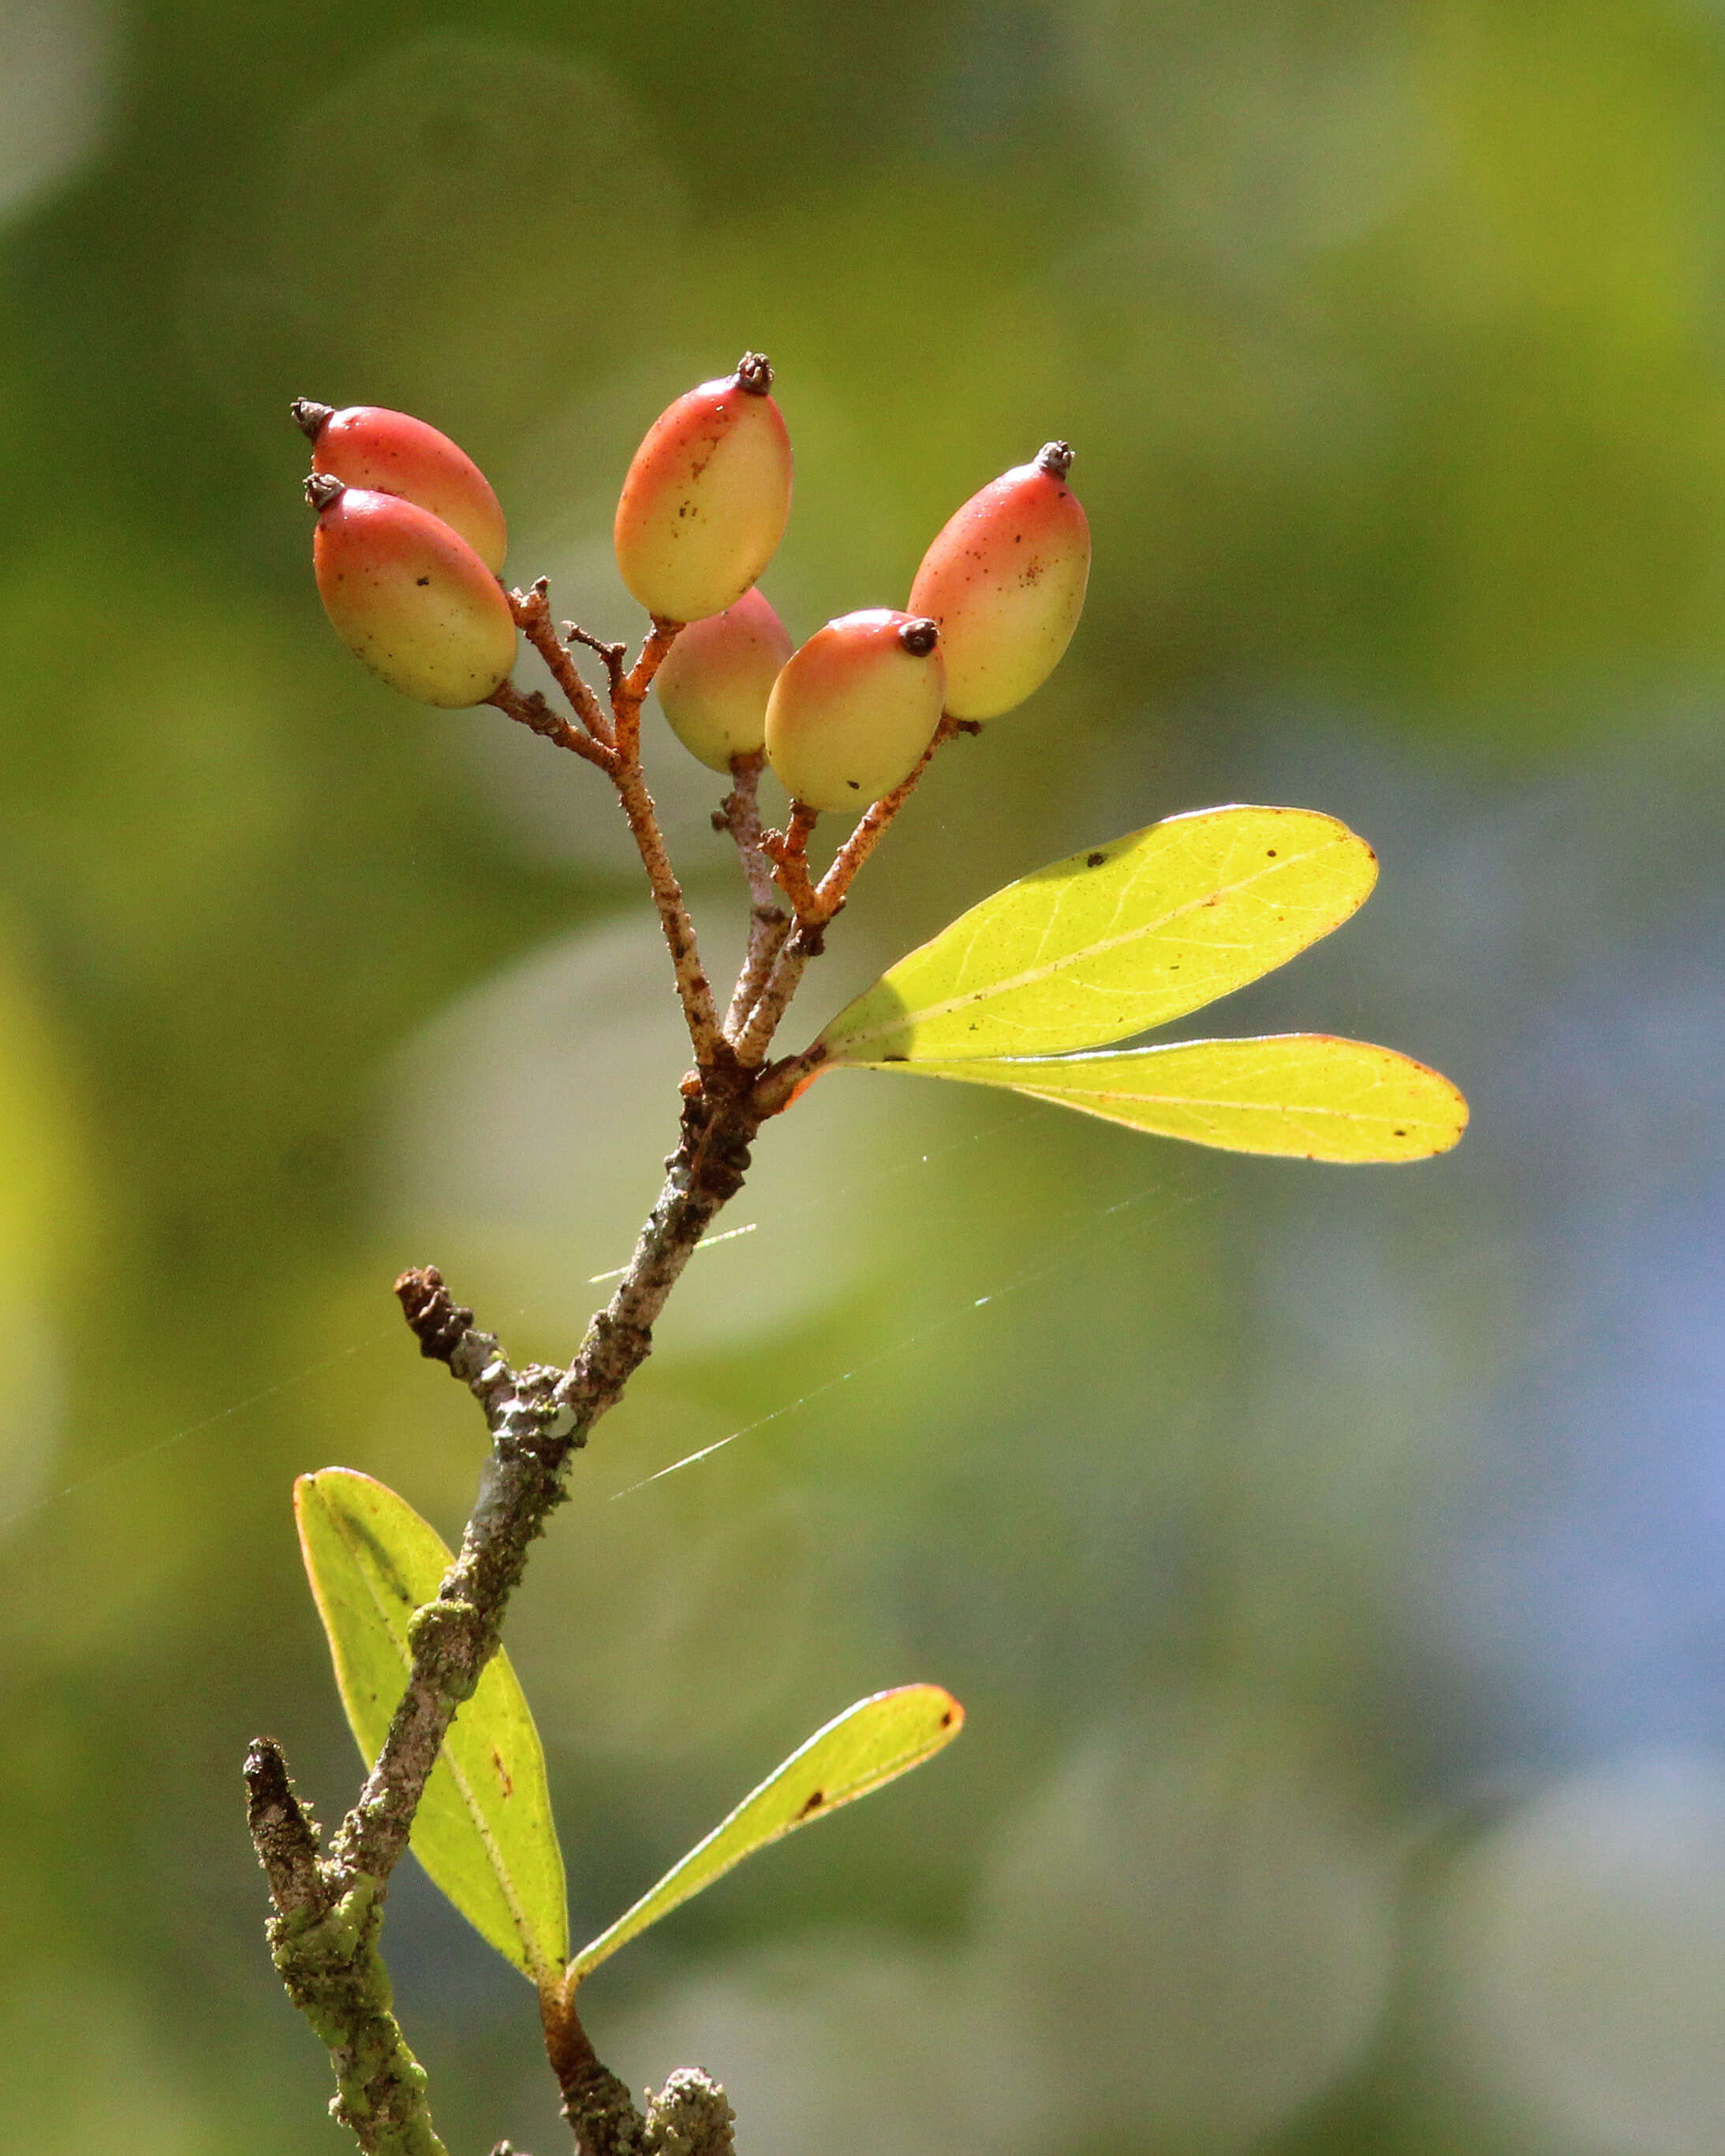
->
[304,472,345,511]
[394,1265,475,1363]
[290,398,334,441]
[734,351,774,395]
[898,617,940,656]
[1036,440,1075,478]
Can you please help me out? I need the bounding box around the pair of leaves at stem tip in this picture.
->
[816,804,1468,1162]
[296,1471,963,1990]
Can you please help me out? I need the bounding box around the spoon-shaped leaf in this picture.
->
[819,805,1376,1065]
[864,1034,1468,1162]
[566,1685,963,1986]
[295,1469,568,1986]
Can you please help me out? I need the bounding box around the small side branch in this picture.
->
[732,919,822,1068]
[816,714,968,923]
[734,719,970,1072]
[495,604,721,1069]
[715,753,790,1039]
[511,581,613,744]
[611,761,726,1068]
[761,804,821,927]
[566,621,627,703]
[487,681,617,776]
[246,1744,448,2156]
[593,616,729,1069]
[245,1738,327,1919]
[611,617,680,762]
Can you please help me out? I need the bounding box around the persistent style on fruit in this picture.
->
[764,610,946,813]
[908,441,1090,721]
[308,478,517,709]
[294,400,508,574]
[613,353,793,625]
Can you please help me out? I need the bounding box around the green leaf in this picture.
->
[295,1468,569,1986]
[864,1034,1469,1162]
[566,1685,964,1986]
[818,805,1377,1065]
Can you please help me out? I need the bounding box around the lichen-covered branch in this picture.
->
[246,1741,449,2156]
[543,1986,650,2156]
[248,1068,764,2152]
[644,2071,736,2156]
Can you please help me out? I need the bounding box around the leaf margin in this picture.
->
[565,1683,964,1988]
[818,804,1380,1067]
[830,1031,1469,1162]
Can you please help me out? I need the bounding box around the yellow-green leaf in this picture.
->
[295,1469,568,1985]
[566,1685,963,1986]
[819,806,1377,1065]
[871,1034,1469,1162]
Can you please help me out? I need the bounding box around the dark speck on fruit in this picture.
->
[416,576,430,587]
[1086,852,1106,867]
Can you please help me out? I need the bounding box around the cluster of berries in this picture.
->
[301,356,1089,818]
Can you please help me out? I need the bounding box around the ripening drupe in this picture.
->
[294,401,508,574]
[655,587,794,773]
[309,479,517,709]
[765,611,945,814]
[908,442,1090,720]
[614,354,793,625]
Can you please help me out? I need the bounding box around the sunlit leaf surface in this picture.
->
[567,1684,963,1985]
[295,1468,569,1985]
[819,807,1377,1065]
[876,1035,1469,1162]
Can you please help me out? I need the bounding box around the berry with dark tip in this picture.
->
[614,355,793,625]
[293,401,507,574]
[764,610,945,814]
[309,482,517,708]
[908,441,1089,720]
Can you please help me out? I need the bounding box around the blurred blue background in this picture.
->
[5,2,1725,2150]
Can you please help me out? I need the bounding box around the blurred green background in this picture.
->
[6,1,1725,2150]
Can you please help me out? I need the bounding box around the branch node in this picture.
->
[567,621,628,698]
[644,2069,736,2156]
[245,1737,329,1918]
[395,1265,474,1363]
[543,1985,648,2156]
